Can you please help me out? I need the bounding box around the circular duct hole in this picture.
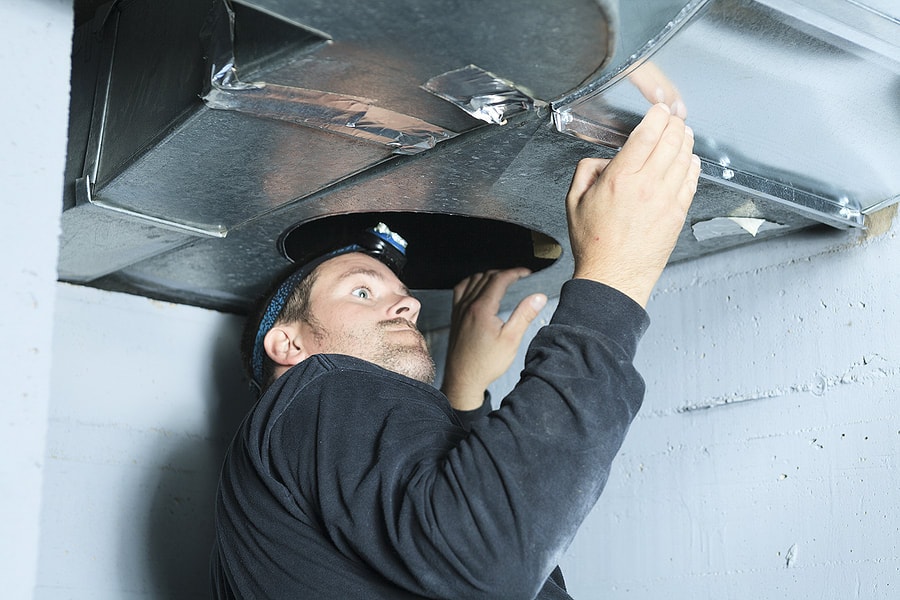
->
[279,212,561,290]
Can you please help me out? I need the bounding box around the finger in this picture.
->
[454,271,494,307]
[474,268,531,310]
[455,272,495,316]
[628,62,685,118]
[628,62,669,104]
[467,269,500,300]
[567,158,611,205]
[452,274,478,305]
[463,272,486,299]
[612,103,672,174]
[676,154,702,212]
[641,114,689,180]
[660,123,695,193]
[501,293,548,343]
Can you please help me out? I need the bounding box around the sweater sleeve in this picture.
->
[452,392,492,431]
[272,279,648,599]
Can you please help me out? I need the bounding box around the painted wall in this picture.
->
[38,284,247,599]
[33,226,900,600]
[468,216,900,598]
[4,0,898,597]
[554,220,900,598]
[1,1,71,598]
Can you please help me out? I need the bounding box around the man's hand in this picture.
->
[566,103,701,307]
[441,269,547,411]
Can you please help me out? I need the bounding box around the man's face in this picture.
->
[299,252,435,384]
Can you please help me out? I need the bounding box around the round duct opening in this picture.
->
[279,212,561,290]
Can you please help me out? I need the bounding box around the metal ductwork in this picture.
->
[62,0,900,328]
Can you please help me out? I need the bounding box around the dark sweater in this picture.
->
[212,279,649,599]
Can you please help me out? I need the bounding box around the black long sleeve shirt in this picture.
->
[212,279,649,599]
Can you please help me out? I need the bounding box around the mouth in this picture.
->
[381,318,417,331]
[381,318,423,338]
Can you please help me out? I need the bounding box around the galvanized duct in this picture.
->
[60,0,899,328]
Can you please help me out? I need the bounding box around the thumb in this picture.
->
[502,293,547,342]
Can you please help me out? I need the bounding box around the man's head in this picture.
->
[243,224,435,392]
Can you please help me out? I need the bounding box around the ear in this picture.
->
[263,323,310,368]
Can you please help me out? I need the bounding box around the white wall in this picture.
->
[554,219,900,598]
[39,284,247,599]
[34,220,900,600]
[5,0,898,597]
[0,1,71,597]
[438,214,900,598]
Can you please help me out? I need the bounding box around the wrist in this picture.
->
[441,379,488,411]
[572,274,651,309]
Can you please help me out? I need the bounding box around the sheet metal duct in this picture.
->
[553,0,900,229]
[61,0,900,328]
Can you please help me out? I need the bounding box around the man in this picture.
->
[212,103,700,598]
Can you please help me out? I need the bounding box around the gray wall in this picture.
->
[475,215,900,598]
[2,1,71,598]
[540,222,900,597]
[4,0,899,597]
[38,283,247,598]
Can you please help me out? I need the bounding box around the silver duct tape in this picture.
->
[203,80,455,155]
[423,64,536,125]
[202,0,451,154]
[202,0,242,96]
[691,217,788,242]
[210,62,264,92]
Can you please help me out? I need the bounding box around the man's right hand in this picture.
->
[565,103,701,307]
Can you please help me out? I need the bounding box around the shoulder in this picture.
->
[247,355,464,466]
[285,354,443,398]
[258,354,454,428]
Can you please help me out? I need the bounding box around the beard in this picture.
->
[308,317,436,385]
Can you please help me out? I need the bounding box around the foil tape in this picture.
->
[423,64,536,125]
[201,0,452,155]
[204,81,454,155]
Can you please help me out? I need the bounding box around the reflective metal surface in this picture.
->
[60,0,900,328]
[553,0,900,227]
[423,65,538,126]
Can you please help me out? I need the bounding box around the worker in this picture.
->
[211,103,700,599]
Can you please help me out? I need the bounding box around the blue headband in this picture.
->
[250,223,408,388]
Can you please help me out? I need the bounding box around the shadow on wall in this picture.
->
[140,317,250,598]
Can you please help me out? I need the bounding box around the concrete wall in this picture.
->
[33,224,900,600]
[38,284,247,599]
[4,0,898,597]
[1,1,71,598]
[555,220,900,598]
[474,215,900,598]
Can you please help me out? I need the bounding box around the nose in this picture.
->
[389,293,421,322]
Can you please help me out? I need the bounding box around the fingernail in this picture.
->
[531,294,548,310]
[656,102,671,114]
[672,100,687,119]
[685,125,694,138]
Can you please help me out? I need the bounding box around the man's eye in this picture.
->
[351,287,370,299]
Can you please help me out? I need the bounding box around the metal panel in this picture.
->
[553,0,900,226]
